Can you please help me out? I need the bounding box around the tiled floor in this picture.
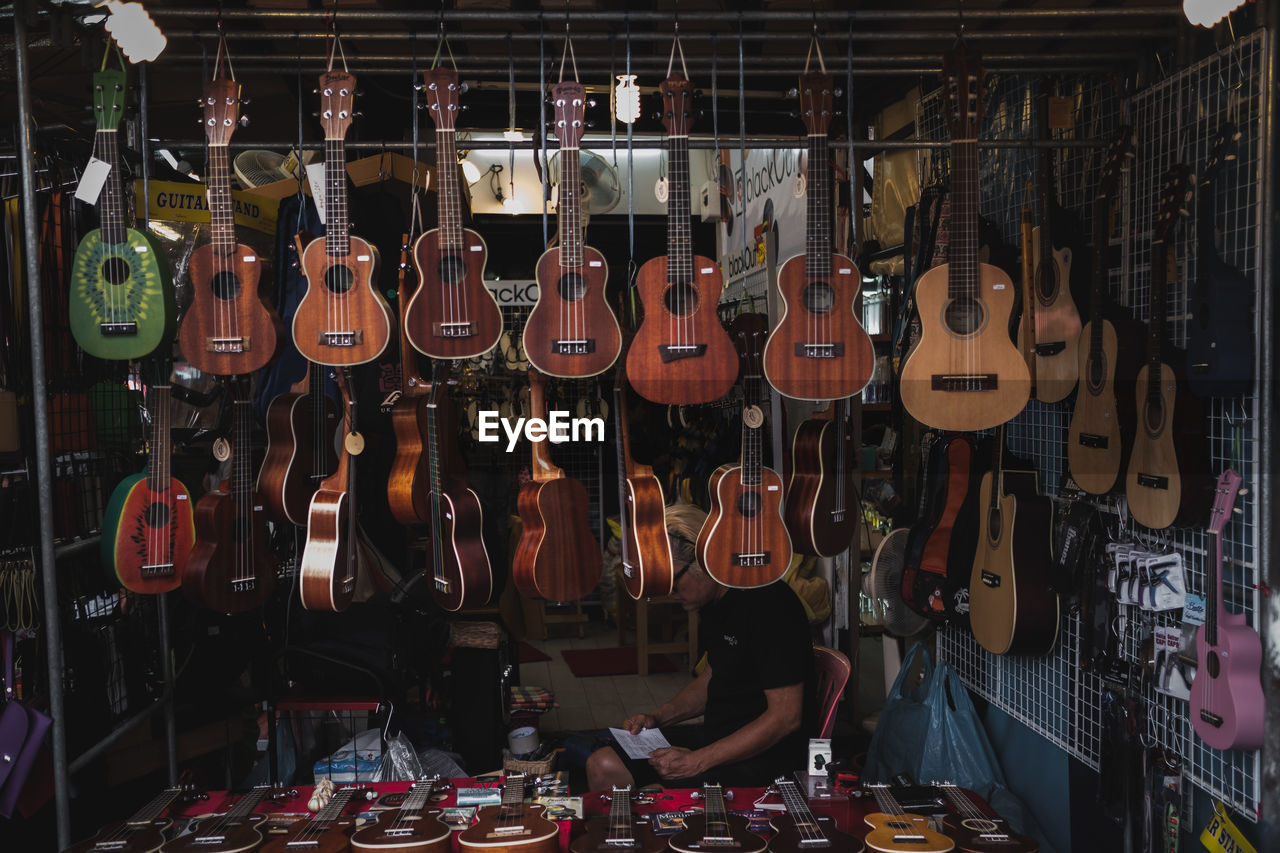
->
[518,619,697,734]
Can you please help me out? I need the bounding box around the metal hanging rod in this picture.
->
[171,28,1174,43]
[179,52,1132,67]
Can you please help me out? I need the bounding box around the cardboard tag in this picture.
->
[1047,96,1073,131]
[305,162,327,224]
[75,156,112,204]
[1182,592,1207,625]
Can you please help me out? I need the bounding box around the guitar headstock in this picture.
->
[1208,468,1243,535]
[1097,126,1135,202]
[318,70,357,140]
[424,66,462,132]
[798,72,835,136]
[1153,163,1193,244]
[93,68,129,133]
[1201,122,1240,185]
[659,73,694,137]
[201,78,241,147]
[729,312,767,379]
[941,47,985,140]
[551,81,587,149]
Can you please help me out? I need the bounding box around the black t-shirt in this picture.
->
[698,581,815,771]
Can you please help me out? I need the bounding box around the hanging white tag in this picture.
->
[615,75,641,125]
[654,176,668,204]
[75,157,112,205]
[305,162,328,224]
[793,174,806,199]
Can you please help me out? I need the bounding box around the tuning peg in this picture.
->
[354,111,364,118]
[460,104,470,111]
[239,116,250,128]
[833,88,843,98]
[586,98,598,108]
[585,120,596,128]
[786,87,799,99]
[459,82,470,93]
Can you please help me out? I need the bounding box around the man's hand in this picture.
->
[621,713,658,735]
[647,746,703,780]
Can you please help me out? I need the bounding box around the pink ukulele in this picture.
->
[1189,468,1264,750]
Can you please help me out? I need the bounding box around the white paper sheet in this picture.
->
[608,727,672,760]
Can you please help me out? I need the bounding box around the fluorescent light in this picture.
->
[98,1,167,63]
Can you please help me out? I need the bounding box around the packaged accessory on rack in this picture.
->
[0,630,52,818]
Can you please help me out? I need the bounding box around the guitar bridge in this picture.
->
[1136,473,1169,490]
[206,336,249,353]
[433,322,475,338]
[141,563,175,578]
[1077,433,1109,449]
[230,578,257,593]
[319,330,364,348]
[731,552,769,567]
[434,578,452,593]
[980,570,1002,588]
[552,339,596,355]
[793,342,844,359]
[658,343,707,363]
[99,321,138,337]
[1034,341,1066,356]
[930,373,999,392]
[1199,709,1224,728]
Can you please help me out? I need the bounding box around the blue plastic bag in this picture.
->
[862,642,935,783]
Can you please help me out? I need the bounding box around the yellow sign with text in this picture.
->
[1200,801,1257,853]
[135,180,279,236]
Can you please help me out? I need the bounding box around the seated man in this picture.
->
[586,502,815,790]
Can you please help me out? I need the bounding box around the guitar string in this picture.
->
[780,781,825,843]
[946,784,1007,840]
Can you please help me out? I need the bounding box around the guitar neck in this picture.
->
[701,785,733,842]
[397,236,423,389]
[314,787,359,823]
[324,136,351,256]
[741,378,764,486]
[98,128,128,245]
[127,788,181,825]
[400,779,437,814]
[1146,237,1170,381]
[1207,527,1221,646]
[225,787,268,820]
[667,132,693,282]
[805,131,832,277]
[558,144,584,266]
[1035,117,1055,273]
[606,787,636,843]
[777,781,824,837]
[145,382,172,492]
[207,144,236,252]
[435,128,466,249]
[1087,192,1109,354]
[947,139,981,301]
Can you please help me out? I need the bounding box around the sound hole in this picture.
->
[1145,396,1165,433]
[1206,651,1220,678]
[944,298,986,335]
[325,264,355,295]
[960,818,1000,832]
[736,490,761,519]
[212,270,241,301]
[664,282,699,317]
[1035,263,1057,303]
[987,507,1002,542]
[1086,353,1106,390]
[558,271,586,302]
[439,251,465,285]
[146,501,171,529]
[803,280,835,313]
[101,256,131,285]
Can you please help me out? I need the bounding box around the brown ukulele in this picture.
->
[899,47,1030,430]
[258,363,340,526]
[390,235,437,527]
[62,787,182,853]
[350,776,451,853]
[569,785,666,853]
[458,774,559,853]
[524,79,622,378]
[512,367,602,602]
[697,313,792,588]
[405,66,503,361]
[159,786,270,853]
[785,397,857,557]
[258,784,371,853]
[299,368,359,611]
[938,784,1038,853]
[615,365,673,600]
[184,377,278,613]
[667,783,765,853]
[179,72,281,376]
[1023,99,1082,404]
[763,71,874,401]
[293,68,393,367]
[626,72,737,406]
[766,777,863,853]
[862,785,953,853]
[968,424,1059,656]
[1125,164,1209,530]
[1067,128,1135,494]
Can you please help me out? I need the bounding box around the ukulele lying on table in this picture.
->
[569,785,666,853]
[258,782,373,853]
[458,774,559,853]
[667,783,765,853]
[938,783,1038,853]
[349,776,451,853]
[766,777,863,853]
[158,786,271,853]
[61,786,183,853]
[862,784,953,853]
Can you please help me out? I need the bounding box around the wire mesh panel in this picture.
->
[926,33,1267,819]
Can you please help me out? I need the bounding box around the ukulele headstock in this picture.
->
[659,73,695,137]
[201,77,242,147]
[1097,125,1135,201]
[730,312,767,379]
[93,68,129,133]
[941,47,984,140]
[552,80,587,149]
[424,66,462,132]
[318,70,357,140]
[1153,163,1193,243]
[797,72,835,136]
[1208,469,1242,534]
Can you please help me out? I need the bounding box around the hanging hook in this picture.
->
[558,0,578,82]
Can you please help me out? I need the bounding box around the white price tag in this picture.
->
[305,162,327,224]
[75,157,112,205]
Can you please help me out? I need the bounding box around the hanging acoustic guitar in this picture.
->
[390,235,438,527]
[257,363,340,526]
[405,66,503,361]
[763,71,874,401]
[899,47,1030,430]
[615,362,673,600]
[299,368,360,612]
[70,66,176,361]
[524,79,622,378]
[785,397,857,558]
[179,74,281,376]
[293,69,393,366]
[627,72,737,406]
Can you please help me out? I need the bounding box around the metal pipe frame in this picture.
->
[217,62,1120,77]
[150,137,1106,152]
[169,28,1175,43]
[67,690,174,775]
[12,0,71,846]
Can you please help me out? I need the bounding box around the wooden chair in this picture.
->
[813,645,852,738]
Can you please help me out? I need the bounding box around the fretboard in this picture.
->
[206,144,236,254]
[435,128,465,250]
[778,780,825,838]
[225,786,268,820]
[324,136,351,256]
[947,139,981,301]
[309,365,332,482]
[805,131,832,278]
[145,384,172,492]
[741,373,763,487]
[314,787,359,823]
[1207,528,1221,646]
[666,132,693,284]
[231,393,252,508]
[400,779,437,813]
[98,129,127,246]
[1087,191,1109,356]
[1146,237,1170,383]
[607,787,636,843]
[558,143,584,267]
[701,785,732,842]
[127,787,181,825]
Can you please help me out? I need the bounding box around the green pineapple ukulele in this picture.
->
[70,65,175,361]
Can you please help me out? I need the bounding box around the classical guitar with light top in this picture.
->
[405,66,503,361]
[1189,469,1264,750]
[70,64,175,361]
